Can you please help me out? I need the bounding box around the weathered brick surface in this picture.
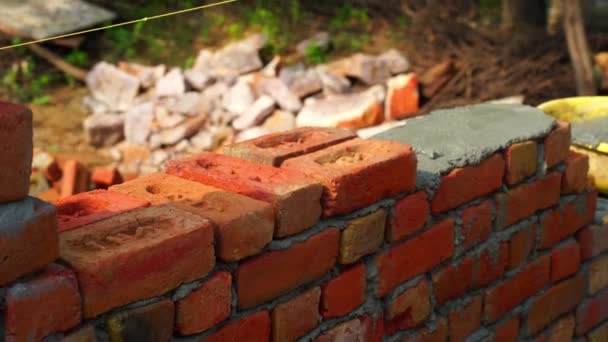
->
[509,223,536,270]
[60,205,215,318]
[282,138,416,217]
[0,197,59,286]
[110,173,274,261]
[223,127,356,166]
[526,274,585,335]
[562,151,589,194]
[546,314,575,342]
[236,228,339,309]
[176,272,232,335]
[389,191,429,242]
[432,154,505,214]
[376,219,454,297]
[476,243,510,288]
[56,189,149,233]
[313,316,373,342]
[321,263,366,318]
[385,280,431,335]
[589,255,608,295]
[588,321,608,342]
[495,172,562,229]
[544,121,571,168]
[340,209,386,264]
[106,300,174,342]
[484,255,551,322]
[60,325,96,342]
[0,101,33,203]
[433,257,475,305]
[167,152,323,237]
[4,264,82,341]
[461,200,492,250]
[540,191,597,248]
[272,287,321,342]
[204,311,271,342]
[402,318,448,342]
[448,296,482,342]
[494,317,520,342]
[578,225,608,260]
[385,73,420,120]
[575,289,608,335]
[550,240,580,282]
[504,141,538,186]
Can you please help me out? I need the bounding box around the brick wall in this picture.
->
[1,101,607,342]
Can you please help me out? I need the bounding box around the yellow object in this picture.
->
[538,97,608,196]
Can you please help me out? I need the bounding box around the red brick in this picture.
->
[55,189,149,233]
[589,255,608,295]
[461,200,492,250]
[432,154,505,214]
[402,317,449,342]
[204,311,271,342]
[91,167,122,189]
[176,272,232,335]
[340,209,386,264]
[475,243,510,288]
[494,317,520,342]
[376,219,455,297]
[167,152,322,237]
[504,141,538,186]
[449,296,482,342]
[386,73,420,120]
[587,321,608,342]
[0,197,59,286]
[223,127,356,166]
[389,191,429,242]
[495,172,562,229]
[578,225,608,260]
[562,151,589,194]
[433,257,475,305]
[59,159,89,198]
[321,264,366,318]
[576,289,608,335]
[509,224,536,270]
[4,264,82,341]
[0,101,32,203]
[527,274,585,334]
[314,315,373,342]
[105,300,174,341]
[59,205,215,318]
[484,255,551,322]
[540,191,597,249]
[282,138,417,217]
[547,314,575,342]
[236,229,339,309]
[386,280,431,335]
[60,325,96,342]
[272,287,321,342]
[544,121,571,168]
[550,240,581,282]
[33,151,62,183]
[110,173,274,261]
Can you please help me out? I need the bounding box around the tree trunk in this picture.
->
[501,0,546,31]
[564,0,597,95]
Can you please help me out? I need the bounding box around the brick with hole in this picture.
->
[483,254,551,322]
[340,208,386,264]
[432,154,505,214]
[0,101,32,203]
[167,152,322,237]
[385,279,431,335]
[461,200,492,250]
[106,300,174,342]
[494,317,520,342]
[495,172,562,229]
[59,205,215,318]
[504,141,538,186]
[376,218,454,297]
[589,255,608,295]
[55,189,149,233]
[313,315,373,342]
[475,242,510,288]
[402,317,448,342]
[540,191,598,248]
[575,289,608,336]
[389,191,429,242]
[204,311,271,342]
[272,287,321,342]
[562,151,589,194]
[321,263,366,319]
[3,264,82,341]
[176,272,231,335]
[578,224,608,260]
[385,73,420,120]
[110,173,274,261]
[544,121,571,168]
[281,138,416,217]
[433,257,475,305]
[509,223,536,270]
[551,240,581,282]
[448,296,482,342]
[527,274,585,335]
[223,127,356,166]
[236,228,339,309]
[0,197,59,286]
[587,321,608,342]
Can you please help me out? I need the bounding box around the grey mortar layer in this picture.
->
[371,104,555,190]
[571,116,608,149]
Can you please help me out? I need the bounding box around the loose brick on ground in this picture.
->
[389,191,429,242]
[562,150,589,194]
[504,141,538,186]
[0,101,33,203]
[589,255,608,295]
[433,257,475,305]
[204,311,271,342]
[60,159,89,198]
[385,280,431,335]
[509,223,536,270]
[544,121,571,168]
[448,296,482,342]
[461,200,492,250]
[321,263,366,319]
[272,287,321,342]
[575,288,608,336]
[223,127,357,166]
[550,240,581,282]
[578,224,608,260]
[60,205,215,318]
[167,152,323,237]
[236,228,339,309]
[494,317,520,342]
[106,300,174,342]
[340,208,386,264]
[385,73,419,120]
[91,167,122,189]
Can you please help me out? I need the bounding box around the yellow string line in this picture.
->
[0,0,238,51]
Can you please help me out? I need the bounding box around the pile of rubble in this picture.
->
[83,33,419,176]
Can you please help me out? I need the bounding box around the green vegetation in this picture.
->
[304,43,329,64]
[329,5,371,51]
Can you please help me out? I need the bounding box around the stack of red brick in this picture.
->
[1,101,607,342]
